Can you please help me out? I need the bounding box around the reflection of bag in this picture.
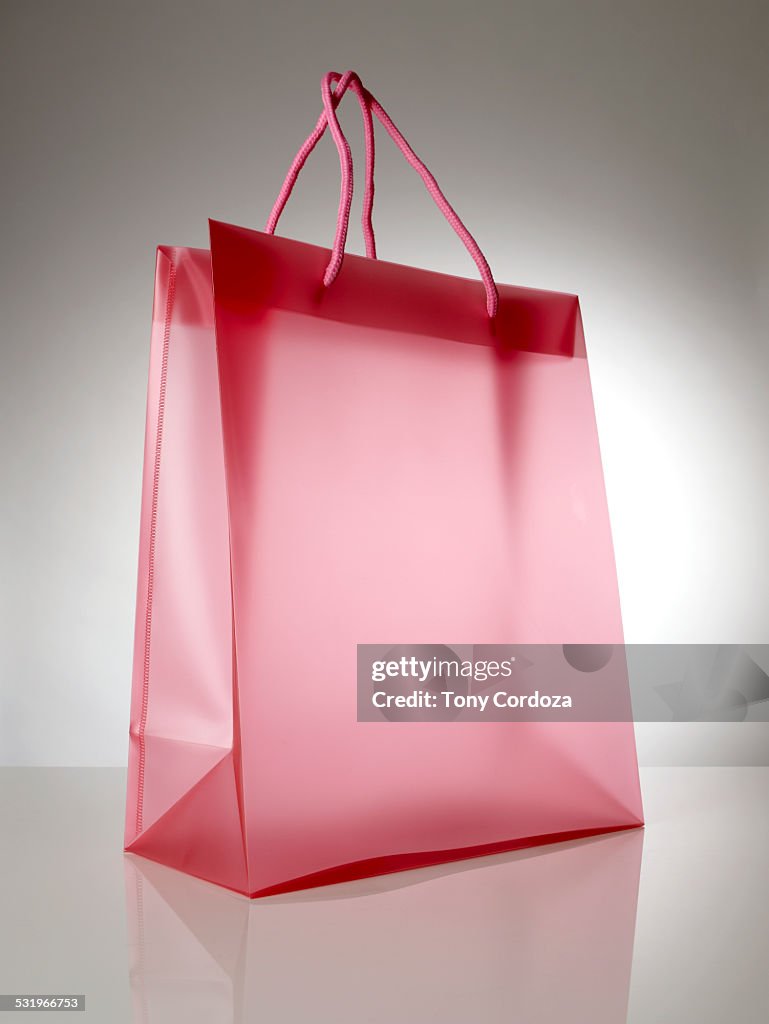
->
[125,829,643,1020]
[125,70,643,897]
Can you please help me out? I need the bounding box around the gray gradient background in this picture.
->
[1,1,767,766]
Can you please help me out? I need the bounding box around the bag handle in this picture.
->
[266,71,377,260]
[267,70,498,319]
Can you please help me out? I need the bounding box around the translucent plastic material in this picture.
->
[125,229,643,897]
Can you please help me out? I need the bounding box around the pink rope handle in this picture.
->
[268,71,499,318]
[265,71,376,263]
[363,86,499,318]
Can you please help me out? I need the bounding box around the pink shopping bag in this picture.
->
[125,70,642,897]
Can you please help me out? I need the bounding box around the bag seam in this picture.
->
[135,253,176,835]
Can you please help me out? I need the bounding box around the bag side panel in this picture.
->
[125,247,234,850]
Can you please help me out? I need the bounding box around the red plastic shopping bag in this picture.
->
[125,71,642,897]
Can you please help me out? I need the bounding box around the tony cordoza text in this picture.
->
[371,689,573,711]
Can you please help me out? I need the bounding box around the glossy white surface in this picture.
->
[0,767,766,1022]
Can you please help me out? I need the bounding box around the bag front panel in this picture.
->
[211,224,642,894]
